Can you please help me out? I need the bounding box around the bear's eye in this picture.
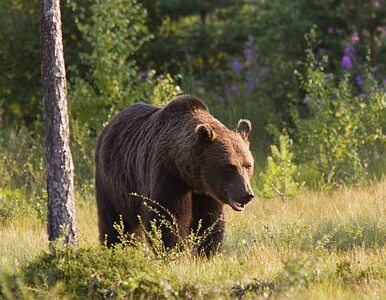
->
[245,164,252,171]
[226,164,237,173]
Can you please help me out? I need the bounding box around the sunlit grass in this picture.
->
[0,179,385,298]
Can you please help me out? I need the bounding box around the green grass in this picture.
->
[0,180,385,299]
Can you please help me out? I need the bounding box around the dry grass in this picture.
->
[0,179,385,298]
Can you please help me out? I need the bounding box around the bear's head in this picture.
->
[195,119,254,211]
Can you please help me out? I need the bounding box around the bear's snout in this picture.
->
[224,186,254,212]
[241,190,254,204]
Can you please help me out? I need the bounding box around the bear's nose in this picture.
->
[242,191,254,203]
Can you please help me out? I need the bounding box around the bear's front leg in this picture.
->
[191,193,224,256]
[143,177,192,250]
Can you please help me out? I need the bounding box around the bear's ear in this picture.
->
[236,119,252,141]
[195,123,216,142]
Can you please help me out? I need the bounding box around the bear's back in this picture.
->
[160,94,208,116]
[116,102,160,125]
[96,95,209,184]
[95,103,159,176]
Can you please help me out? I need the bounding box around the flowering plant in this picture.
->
[292,29,386,185]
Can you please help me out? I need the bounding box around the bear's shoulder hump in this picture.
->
[162,94,208,115]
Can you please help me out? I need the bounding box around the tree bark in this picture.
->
[39,0,77,245]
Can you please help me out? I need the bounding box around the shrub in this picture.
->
[292,29,386,186]
[16,245,178,299]
[0,188,24,224]
[66,0,149,132]
[259,135,300,200]
[67,0,182,134]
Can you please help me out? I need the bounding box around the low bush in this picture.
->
[292,29,386,186]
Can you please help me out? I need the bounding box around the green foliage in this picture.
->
[22,245,180,299]
[67,0,149,131]
[140,0,248,75]
[0,128,46,223]
[0,0,40,126]
[66,0,182,132]
[142,73,182,106]
[259,135,300,200]
[1,0,386,187]
[0,123,103,224]
[293,29,386,186]
[69,120,95,191]
[0,188,24,225]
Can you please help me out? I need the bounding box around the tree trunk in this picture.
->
[39,0,77,245]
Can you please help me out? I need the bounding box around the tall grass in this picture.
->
[1,177,385,298]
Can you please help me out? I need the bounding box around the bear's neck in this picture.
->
[166,110,220,190]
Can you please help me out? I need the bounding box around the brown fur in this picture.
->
[95,94,254,255]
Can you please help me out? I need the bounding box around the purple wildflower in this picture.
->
[383,79,386,85]
[344,44,355,57]
[231,60,243,73]
[230,84,238,93]
[243,49,254,62]
[355,75,364,86]
[341,55,353,69]
[139,70,147,80]
[246,74,256,93]
[218,96,225,104]
[247,81,256,93]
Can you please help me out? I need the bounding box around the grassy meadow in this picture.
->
[1,177,385,299]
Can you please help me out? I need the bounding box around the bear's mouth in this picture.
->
[224,191,246,212]
[228,199,245,212]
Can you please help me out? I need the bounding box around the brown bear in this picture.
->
[95,94,254,255]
